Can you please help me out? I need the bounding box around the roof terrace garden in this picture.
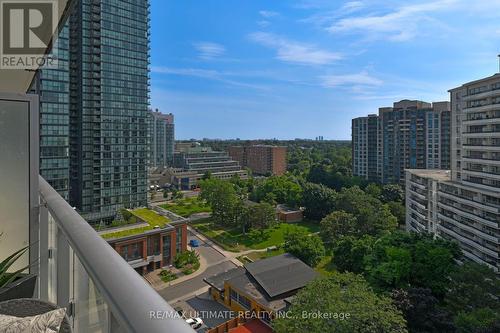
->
[99,208,171,240]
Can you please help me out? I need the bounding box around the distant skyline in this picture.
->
[150,0,500,140]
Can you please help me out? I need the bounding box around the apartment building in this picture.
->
[32,0,151,224]
[148,109,175,168]
[171,144,248,189]
[352,100,451,184]
[228,145,287,176]
[352,114,380,182]
[32,24,71,201]
[406,74,500,272]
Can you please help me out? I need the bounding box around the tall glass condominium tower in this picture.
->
[37,0,150,223]
[34,25,71,201]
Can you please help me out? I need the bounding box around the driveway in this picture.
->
[157,222,241,303]
[188,229,225,265]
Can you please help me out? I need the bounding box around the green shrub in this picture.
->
[121,208,132,222]
[159,269,177,283]
[181,261,201,275]
[174,250,200,269]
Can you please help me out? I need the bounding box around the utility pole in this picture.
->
[498,54,500,73]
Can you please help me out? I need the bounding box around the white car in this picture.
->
[185,317,203,329]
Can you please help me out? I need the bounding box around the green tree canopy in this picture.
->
[364,232,460,295]
[301,182,336,221]
[334,186,398,236]
[250,175,303,208]
[454,308,500,333]
[445,262,500,314]
[320,211,358,246]
[244,202,277,233]
[273,273,408,333]
[391,288,455,333]
[283,230,325,267]
[332,235,375,273]
[200,178,243,227]
[381,184,404,203]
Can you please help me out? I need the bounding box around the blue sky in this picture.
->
[150,0,500,140]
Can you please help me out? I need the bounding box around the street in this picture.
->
[157,230,237,303]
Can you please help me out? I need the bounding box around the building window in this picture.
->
[121,245,128,261]
[176,226,182,253]
[163,235,171,263]
[230,289,251,310]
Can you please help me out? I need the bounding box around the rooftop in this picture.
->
[204,253,317,311]
[204,267,246,291]
[245,253,318,298]
[99,208,172,240]
[449,73,500,91]
[406,169,451,181]
[229,319,273,333]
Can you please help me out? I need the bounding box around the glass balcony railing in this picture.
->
[37,176,195,333]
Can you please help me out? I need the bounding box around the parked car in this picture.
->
[189,239,200,247]
[186,317,203,329]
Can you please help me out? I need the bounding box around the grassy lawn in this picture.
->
[160,197,211,217]
[315,255,337,276]
[238,248,285,263]
[101,208,170,239]
[191,218,320,252]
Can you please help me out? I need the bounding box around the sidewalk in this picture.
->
[147,247,210,291]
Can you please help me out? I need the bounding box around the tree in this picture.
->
[320,211,358,246]
[200,178,243,227]
[381,184,404,203]
[335,186,397,236]
[445,262,500,314]
[364,232,460,294]
[202,171,212,180]
[301,182,336,220]
[387,201,406,226]
[454,308,500,333]
[367,246,412,289]
[244,202,276,234]
[273,273,408,333]
[251,175,302,207]
[332,235,374,273]
[365,183,382,199]
[391,288,455,333]
[283,231,325,267]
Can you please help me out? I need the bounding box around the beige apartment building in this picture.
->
[406,73,500,272]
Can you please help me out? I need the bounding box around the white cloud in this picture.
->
[259,10,279,18]
[249,32,342,65]
[193,42,226,60]
[257,20,271,28]
[327,0,457,41]
[320,72,382,87]
[151,66,269,90]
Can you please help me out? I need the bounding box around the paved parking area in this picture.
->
[173,292,236,331]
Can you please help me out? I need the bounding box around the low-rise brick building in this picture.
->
[99,212,188,275]
[204,253,317,328]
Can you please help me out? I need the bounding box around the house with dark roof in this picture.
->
[203,253,318,328]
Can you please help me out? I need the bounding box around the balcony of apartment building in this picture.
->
[437,223,498,264]
[463,82,500,101]
[462,124,500,138]
[0,1,194,332]
[0,98,195,333]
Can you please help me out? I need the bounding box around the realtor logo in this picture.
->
[0,0,58,69]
